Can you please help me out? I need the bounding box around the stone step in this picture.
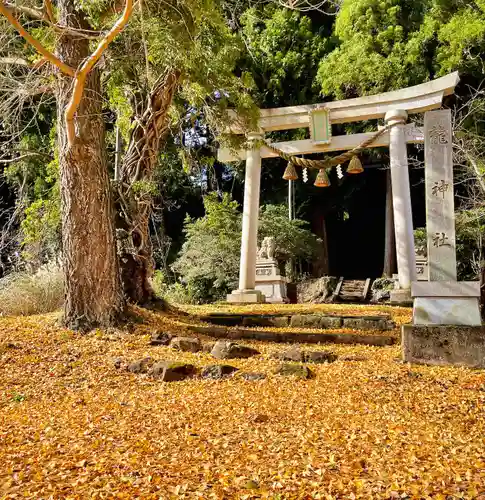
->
[336,278,371,303]
[200,313,395,331]
[189,325,396,347]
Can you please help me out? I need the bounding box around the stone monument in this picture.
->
[254,237,288,303]
[411,109,481,326]
[403,109,484,368]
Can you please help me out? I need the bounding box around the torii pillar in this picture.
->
[227,132,266,303]
[385,109,417,304]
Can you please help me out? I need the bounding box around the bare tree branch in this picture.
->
[44,0,55,23]
[0,3,76,76]
[277,0,341,14]
[4,1,102,39]
[3,1,43,21]
[0,151,52,164]
[0,56,30,66]
[65,0,135,145]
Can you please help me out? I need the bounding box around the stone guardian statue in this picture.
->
[257,236,276,260]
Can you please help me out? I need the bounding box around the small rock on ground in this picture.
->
[127,357,153,374]
[305,351,338,363]
[240,372,266,381]
[201,365,239,379]
[3,342,20,350]
[211,340,260,360]
[202,342,215,353]
[271,346,304,362]
[113,357,124,369]
[341,355,367,362]
[150,331,173,346]
[170,337,202,353]
[150,361,196,382]
[275,363,313,379]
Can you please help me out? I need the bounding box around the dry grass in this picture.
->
[0,266,64,316]
[1,307,485,498]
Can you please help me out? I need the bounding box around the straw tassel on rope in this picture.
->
[314,168,330,187]
[283,161,298,180]
[347,156,364,174]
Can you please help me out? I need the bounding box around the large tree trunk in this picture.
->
[383,168,396,277]
[56,0,125,330]
[117,71,180,304]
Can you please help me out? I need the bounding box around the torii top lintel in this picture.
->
[227,72,460,134]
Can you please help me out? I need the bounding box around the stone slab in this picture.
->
[202,314,392,330]
[255,260,281,278]
[390,289,413,305]
[254,275,287,283]
[242,316,289,328]
[411,281,480,297]
[424,109,457,281]
[290,314,342,329]
[413,297,481,326]
[189,325,396,346]
[226,290,265,304]
[416,255,429,281]
[255,281,287,303]
[343,318,395,331]
[402,324,485,368]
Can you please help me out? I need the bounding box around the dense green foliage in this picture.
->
[318,0,485,98]
[239,6,330,106]
[2,0,485,294]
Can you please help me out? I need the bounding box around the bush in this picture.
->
[416,211,485,281]
[414,227,427,257]
[152,271,207,304]
[0,264,64,316]
[170,193,320,303]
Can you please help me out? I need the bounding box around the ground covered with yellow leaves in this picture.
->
[1,305,485,499]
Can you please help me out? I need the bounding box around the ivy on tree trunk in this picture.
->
[56,0,125,330]
[117,71,180,305]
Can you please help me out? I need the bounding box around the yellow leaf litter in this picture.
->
[0,305,484,499]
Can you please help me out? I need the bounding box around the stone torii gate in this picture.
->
[219,72,461,306]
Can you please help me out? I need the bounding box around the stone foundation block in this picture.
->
[413,297,481,326]
[402,324,485,368]
[226,289,265,304]
[343,318,392,330]
[411,281,481,326]
[289,314,342,329]
[390,288,413,306]
[242,316,289,327]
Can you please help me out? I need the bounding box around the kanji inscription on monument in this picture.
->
[424,109,457,281]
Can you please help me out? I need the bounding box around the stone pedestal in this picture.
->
[402,325,485,368]
[255,259,287,303]
[412,281,481,326]
[227,289,265,304]
[390,288,413,305]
